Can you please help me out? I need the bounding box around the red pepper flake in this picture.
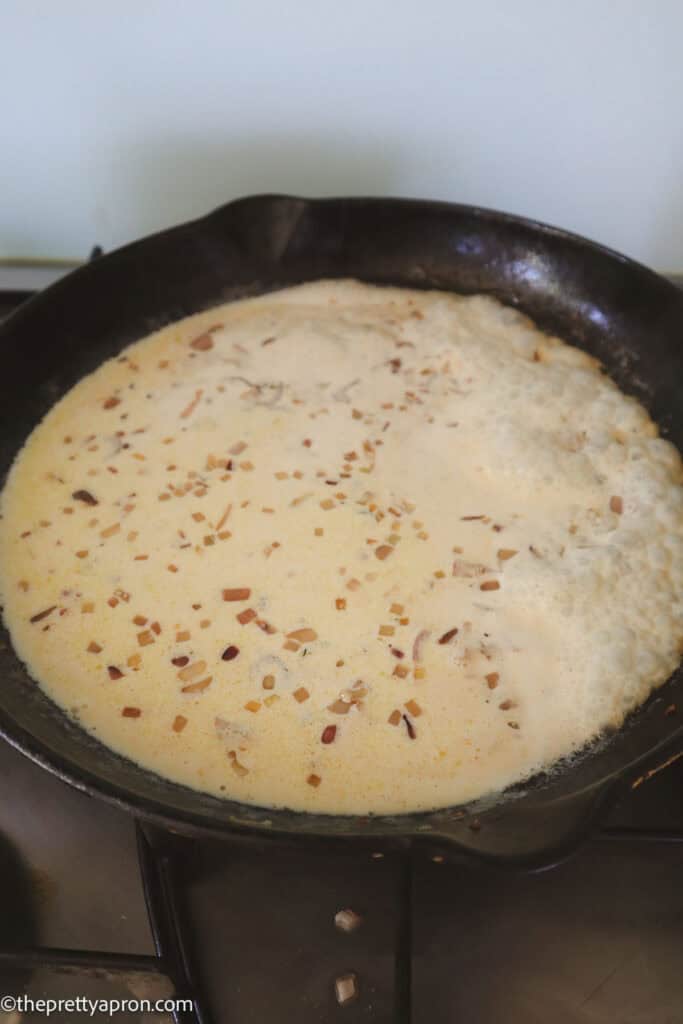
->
[30,606,56,623]
[480,580,500,591]
[236,608,257,625]
[307,773,322,788]
[335,597,346,610]
[302,438,312,448]
[107,666,124,680]
[150,621,161,635]
[223,587,251,602]
[293,687,310,703]
[221,645,239,661]
[72,489,98,506]
[390,647,404,659]
[610,495,623,514]
[322,724,337,744]
[403,714,416,739]
[103,396,121,409]
[172,656,190,667]
[499,699,517,711]
[375,544,393,561]
[388,709,402,726]
[190,332,214,351]
[122,706,141,718]
[438,627,459,645]
[461,514,485,521]
[508,721,520,730]
[133,614,148,626]
[486,672,499,689]
[172,715,188,733]
[87,641,102,653]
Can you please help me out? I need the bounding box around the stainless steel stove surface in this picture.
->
[1,275,682,1024]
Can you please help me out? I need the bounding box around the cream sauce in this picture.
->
[1,281,681,813]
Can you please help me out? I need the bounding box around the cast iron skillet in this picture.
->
[0,195,681,869]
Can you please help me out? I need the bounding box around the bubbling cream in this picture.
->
[0,281,681,814]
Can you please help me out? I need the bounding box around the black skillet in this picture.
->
[0,195,681,869]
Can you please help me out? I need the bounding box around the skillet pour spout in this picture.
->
[0,194,682,864]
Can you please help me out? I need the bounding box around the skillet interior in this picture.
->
[0,195,681,866]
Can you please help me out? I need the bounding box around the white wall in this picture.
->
[2,0,682,268]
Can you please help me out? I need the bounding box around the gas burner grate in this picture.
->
[1,819,682,1024]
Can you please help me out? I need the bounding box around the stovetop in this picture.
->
[1,274,682,1024]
